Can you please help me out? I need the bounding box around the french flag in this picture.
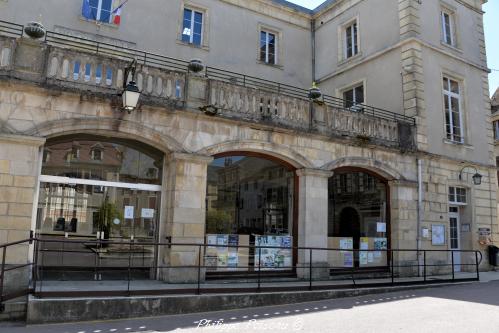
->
[112,0,128,25]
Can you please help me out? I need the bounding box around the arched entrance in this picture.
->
[35,134,165,280]
[339,207,361,248]
[205,152,297,275]
[328,168,390,269]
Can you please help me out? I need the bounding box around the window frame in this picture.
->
[440,5,458,49]
[338,80,366,112]
[443,76,464,144]
[448,186,467,206]
[339,17,360,62]
[91,148,103,161]
[342,84,365,110]
[260,30,278,65]
[181,7,204,46]
[493,120,499,141]
[88,0,113,24]
[344,21,359,59]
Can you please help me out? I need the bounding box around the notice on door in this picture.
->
[141,208,155,219]
[124,206,134,219]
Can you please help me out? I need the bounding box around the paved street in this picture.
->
[2,280,499,333]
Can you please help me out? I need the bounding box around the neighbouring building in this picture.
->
[0,0,496,318]
[491,88,499,234]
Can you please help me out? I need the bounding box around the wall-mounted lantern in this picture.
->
[122,59,140,113]
[459,166,482,186]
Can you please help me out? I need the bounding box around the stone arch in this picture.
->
[321,157,404,181]
[26,118,188,154]
[197,140,314,169]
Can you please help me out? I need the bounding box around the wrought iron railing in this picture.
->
[0,236,483,310]
[0,19,416,125]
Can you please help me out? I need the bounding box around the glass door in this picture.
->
[449,207,461,273]
[36,180,161,280]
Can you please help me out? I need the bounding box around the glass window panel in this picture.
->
[106,67,113,86]
[84,63,91,81]
[99,10,111,23]
[95,65,102,84]
[42,138,163,185]
[101,0,113,10]
[206,156,294,236]
[343,89,354,108]
[346,25,353,58]
[355,86,364,104]
[353,23,358,55]
[73,61,80,80]
[193,33,202,46]
[183,8,192,21]
[443,77,449,90]
[194,11,203,24]
[182,9,192,43]
[450,80,459,94]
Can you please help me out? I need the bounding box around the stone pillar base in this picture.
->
[159,267,206,284]
[297,261,330,281]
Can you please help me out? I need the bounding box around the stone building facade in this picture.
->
[0,0,496,300]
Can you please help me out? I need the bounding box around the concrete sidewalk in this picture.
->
[3,280,499,333]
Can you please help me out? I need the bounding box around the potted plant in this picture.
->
[97,197,123,246]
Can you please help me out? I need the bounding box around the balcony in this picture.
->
[0,20,416,150]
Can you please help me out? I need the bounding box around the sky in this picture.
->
[289,0,499,96]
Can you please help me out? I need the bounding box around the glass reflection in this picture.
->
[206,156,294,236]
[42,139,162,185]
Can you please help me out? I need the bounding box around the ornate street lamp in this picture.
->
[459,166,482,186]
[122,59,140,113]
[122,81,140,112]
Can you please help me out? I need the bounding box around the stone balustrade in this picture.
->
[45,48,186,101]
[315,103,400,144]
[0,34,415,150]
[208,80,311,130]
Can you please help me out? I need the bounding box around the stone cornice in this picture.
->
[0,133,46,147]
[296,168,334,178]
[219,0,311,29]
[167,152,214,165]
[317,37,490,84]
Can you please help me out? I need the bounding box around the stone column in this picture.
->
[389,180,419,277]
[296,168,333,280]
[158,152,213,283]
[0,134,45,295]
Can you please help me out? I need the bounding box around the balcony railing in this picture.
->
[0,20,416,149]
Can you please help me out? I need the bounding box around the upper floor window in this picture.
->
[91,149,103,161]
[42,150,51,163]
[449,186,467,205]
[344,20,359,59]
[494,121,499,141]
[66,147,80,162]
[82,0,113,23]
[182,8,203,46]
[260,30,277,65]
[343,84,364,111]
[443,76,463,143]
[441,9,456,47]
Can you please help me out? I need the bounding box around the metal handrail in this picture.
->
[0,236,484,309]
[0,19,416,125]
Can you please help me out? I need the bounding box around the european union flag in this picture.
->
[82,0,93,20]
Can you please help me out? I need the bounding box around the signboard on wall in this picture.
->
[432,224,446,245]
[255,235,293,270]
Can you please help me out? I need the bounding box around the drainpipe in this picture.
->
[311,19,316,83]
[417,158,423,276]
